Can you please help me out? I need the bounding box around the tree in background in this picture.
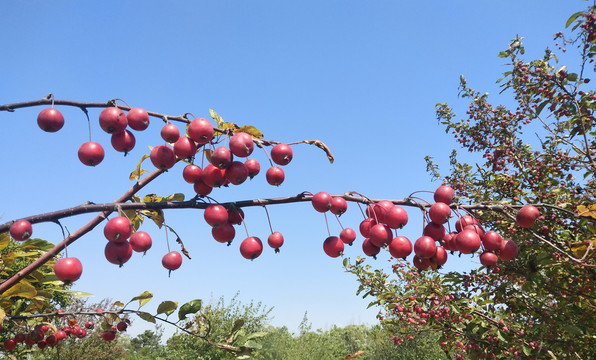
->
[346,5,596,360]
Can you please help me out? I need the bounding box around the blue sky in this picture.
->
[1,1,588,339]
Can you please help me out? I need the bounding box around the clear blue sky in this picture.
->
[0,1,587,339]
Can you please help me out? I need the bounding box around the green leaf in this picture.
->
[2,280,36,299]
[163,193,185,202]
[19,238,55,252]
[112,301,125,307]
[0,233,10,251]
[535,100,549,116]
[130,291,153,308]
[68,291,94,297]
[178,299,202,321]
[566,11,584,28]
[229,318,245,338]
[564,324,583,336]
[567,73,579,82]
[137,311,156,323]
[523,344,532,356]
[156,301,178,316]
[209,108,224,128]
[129,154,150,181]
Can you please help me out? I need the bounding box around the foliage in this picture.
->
[346,6,596,360]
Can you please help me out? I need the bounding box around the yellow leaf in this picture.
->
[2,280,37,299]
[577,204,596,219]
[209,108,224,128]
[238,125,264,139]
[0,307,5,324]
[0,233,9,251]
[129,154,150,181]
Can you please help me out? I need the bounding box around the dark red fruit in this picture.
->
[428,202,451,224]
[323,236,344,258]
[160,123,180,143]
[389,236,412,259]
[413,256,431,271]
[85,321,94,330]
[271,144,293,165]
[330,197,348,215]
[102,331,116,341]
[229,132,254,157]
[311,192,332,213]
[362,238,381,257]
[204,204,228,227]
[210,146,233,169]
[187,118,214,144]
[37,108,65,132]
[4,339,16,351]
[359,218,377,238]
[225,161,249,185]
[481,231,502,251]
[432,246,448,268]
[129,231,152,253]
[99,107,127,134]
[174,136,198,159]
[78,141,105,166]
[267,232,284,251]
[212,223,236,243]
[111,129,136,153]
[227,208,245,225]
[266,166,285,186]
[193,179,213,196]
[162,251,182,270]
[384,206,408,229]
[150,144,176,170]
[14,334,25,343]
[127,108,150,131]
[240,236,263,260]
[455,229,481,254]
[423,222,445,242]
[499,239,518,261]
[366,200,393,223]
[117,321,128,332]
[434,185,455,204]
[37,340,47,349]
[339,228,357,245]
[10,219,32,241]
[245,158,261,179]
[202,164,226,187]
[46,334,57,346]
[480,251,499,267]
[516,205,540,228]
[104,241,133,266]
[54,257,83,283]
[442,232,457,251]
[455,215,478,232]
[414,236,437,259]
[104,216,132,242]
[369,223,392,247]
[183,164,203,184]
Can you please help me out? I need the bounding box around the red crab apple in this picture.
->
[111,129,136,153]
[229,132,254,157]
[480,251,499,267]
[99,107,127,134]
[104,241,133,266]
[267,232,284,252]
[245,158,261,179]
[323,236,344,258]
[359,218,377,238]
[434,185,455,204]
[429,202,451,224]
[174,136,197,159]
[104,216,132,242]
[162,251,182,270]
[431,246,448,268]
[227,208,245,225]
[210,146,233,169]
[389,236,412,259]
[187,118,213,144]
[362,238,381,257]
[4,339,16,351]
[455,229,481,254]
[202,164,226,187]
[369,223,392,247]
[499,239,518,261]
[482,231,502,251]
[340,228,357,245]
[160,123,180,143]
[126,108,150,131]
[385,206,408,229]
[204,204,228,227]
[240,236,263,260]
[150,144,176,170]
[423,222,445,242]
[54,257,83,283]
[330,197,348,215]
[225,161,249,185]
[414,236,437,259]
[271,144,293,165]
[516,205,540,228]
[102,331,116,341]
[212,223,236,243]
[311,192,332,212]
[455,215,479,232]
[37,108,64,132]
[117,322,128,332]
[413,256,431,271]
[78,141,105,166]
[193,179,213,196]
[129,231,152,253]
[9,219,32,241]
[85,321,94,330]
[183,164,203,184]
[266,166,285,186]
[45,334,57,346]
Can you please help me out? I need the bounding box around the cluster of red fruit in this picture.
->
[310,185,537,270]
[0,319,127,351]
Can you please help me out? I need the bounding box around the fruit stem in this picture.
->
[334,214,345,230]
[163,219,171,253]
[323,212,331,237]
[113,98,132,109]
[260,145,274,167]
[263,206,274,233]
